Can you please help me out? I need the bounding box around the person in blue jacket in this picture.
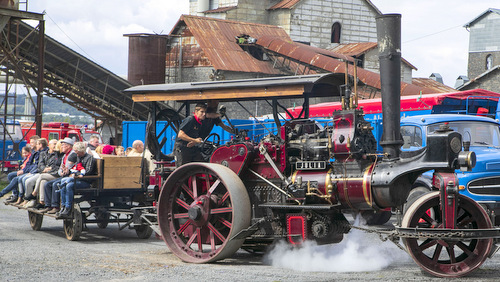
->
[0,146,32,202]
[14,135,41,205]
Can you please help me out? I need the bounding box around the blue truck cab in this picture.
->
[0,119,27,172]
[400,114,500,219]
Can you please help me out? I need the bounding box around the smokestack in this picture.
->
[376,14,403,160]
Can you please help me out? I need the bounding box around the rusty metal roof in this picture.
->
[268,0,302,10]
[331,42,417,70]
[330,42,378,56]
[204,6,237,14]
[256,36,438,95]
[412,78,457,93]
[171,15,289,74]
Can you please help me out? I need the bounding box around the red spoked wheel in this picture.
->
[158,163,251,263]
[402,191,493,278]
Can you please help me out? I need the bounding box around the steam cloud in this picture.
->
[264,216,410,272]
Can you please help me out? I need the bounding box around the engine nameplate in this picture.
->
[296,161,326,170]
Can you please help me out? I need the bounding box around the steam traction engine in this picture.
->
[128,15,499,278]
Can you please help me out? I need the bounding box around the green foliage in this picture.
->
[0,94,94,125]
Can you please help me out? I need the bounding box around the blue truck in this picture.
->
[400,114,500,221]
[0,120,27,172]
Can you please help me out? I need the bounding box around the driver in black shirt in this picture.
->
[199,100,235,139]
[173,103,207,167]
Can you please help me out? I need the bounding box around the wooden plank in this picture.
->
[103,178,141,189]
[103,167,141,179]
[101,155,142,189]
[132,85,305,102]
[101,156,142,167]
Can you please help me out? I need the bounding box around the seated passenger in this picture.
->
[15,135,41,204]
[114,146,125,156]
[127,140,155,173]
[102,144,114,155]
[40,138,77,214]
[56,142,96,218]
[24,139,61,208]
[0,146,31,201]
[21,138,49,207]
[127,140,144,156]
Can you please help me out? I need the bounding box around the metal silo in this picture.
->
[125,33,169,86]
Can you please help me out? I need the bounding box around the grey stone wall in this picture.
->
[460,68,500,93]
[225,0,271,24]
[360,48,413,84]
[268,9,292,34]
[467,51,500,80]
[289,0,379,49]
[191,0,379,50]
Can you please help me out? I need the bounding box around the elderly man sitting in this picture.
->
[126,139,155,174]
[40,137,77,214]
[56,141,96,218]
[127,140,144,156]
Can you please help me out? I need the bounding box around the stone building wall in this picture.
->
[224,0,269,24]
[467,51,500,80]
[267,9,291,34]
[467,11,500,80]
[460,68,500,93]
[289,0,378,49]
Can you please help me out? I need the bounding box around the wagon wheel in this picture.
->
[135,225,153,239]
[28,211,43,231]
[64,204,83,241]
[147,108,183,161]
[157,163,251,263]
[201,133,220,156]
[96,211,110,229]
[402,191,493,278]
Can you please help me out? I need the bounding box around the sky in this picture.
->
[24,0,500,88]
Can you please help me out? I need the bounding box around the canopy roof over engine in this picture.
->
[126,73,360,103]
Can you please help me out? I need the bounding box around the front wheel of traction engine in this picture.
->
[402,191,493,278]
[157,163,251,263]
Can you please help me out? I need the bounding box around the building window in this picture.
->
[486,54,493,70]
[331,22,341,43]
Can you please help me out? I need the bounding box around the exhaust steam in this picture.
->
[264,216,410,272]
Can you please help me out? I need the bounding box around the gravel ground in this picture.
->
[1,198,499,281]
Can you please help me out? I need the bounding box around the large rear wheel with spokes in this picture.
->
[157,163,251,263]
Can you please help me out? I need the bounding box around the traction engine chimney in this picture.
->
[376,14,403,160]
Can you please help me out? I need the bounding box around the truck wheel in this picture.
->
[158,163,251,263]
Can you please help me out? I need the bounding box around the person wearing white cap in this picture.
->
[39,137,77,214]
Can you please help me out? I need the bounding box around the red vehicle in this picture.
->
[21,122,100,143]
[288,89,500,119]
